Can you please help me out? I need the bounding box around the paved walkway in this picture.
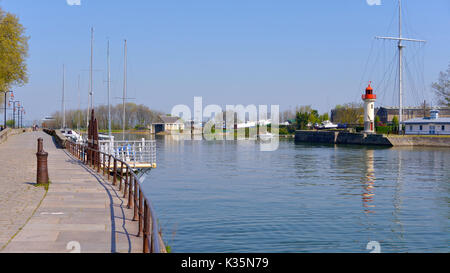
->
[0,132,47,250]
[1,131,142,253]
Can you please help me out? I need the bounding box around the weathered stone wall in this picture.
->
[295,130,450,147]
[387,136,450,147]
[294,131,338,144]
[0,128,32,145]
[295,131,393,146]
[43,129,68,148]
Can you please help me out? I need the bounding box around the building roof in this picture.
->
[403,117,450,124]
[154,116,183,124]
[379,106,450,110]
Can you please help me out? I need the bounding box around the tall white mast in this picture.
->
[122,39,127,141]
[398,0,403,133]
[90,27,94,110]
[107,40,112,137]
[87,27,94,128]
[77,74,81,131]
[376,0,426,134]
[62,64,66,129]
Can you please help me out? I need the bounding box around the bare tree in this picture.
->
[432,63,450,107]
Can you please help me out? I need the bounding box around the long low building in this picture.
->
[376,106,450,124]
[404,110,450,135]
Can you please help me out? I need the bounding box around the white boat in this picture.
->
[258,132,275,140]
[61,129,84,143]
[321,120,338,129]
[99,133,113,141]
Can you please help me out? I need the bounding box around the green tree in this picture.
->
[295,111,309,130]
[432,63,450,107]
[319,113,330,122]
[0,8,29,93]
[332,103,364,125]
[375,115,381,125]
[6,119,14,127]
[392,116,399,127]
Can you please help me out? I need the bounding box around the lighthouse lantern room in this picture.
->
[362,82,377,134]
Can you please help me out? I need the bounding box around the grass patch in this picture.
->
[165,245,172,253]
[33,181,51,191]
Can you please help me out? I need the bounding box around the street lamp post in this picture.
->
[17,106,21,128]
[21,107,25,128]
[9,100,20,129]
[3,91,13,128]
[18,106,23,128]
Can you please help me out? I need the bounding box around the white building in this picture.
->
[152,116,185,134]
[404,110,450,135]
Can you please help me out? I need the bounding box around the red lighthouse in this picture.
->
[362,82,377,134]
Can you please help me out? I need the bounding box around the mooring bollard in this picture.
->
[36,138,49,185]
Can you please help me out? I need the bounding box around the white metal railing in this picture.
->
[99,137,156,167]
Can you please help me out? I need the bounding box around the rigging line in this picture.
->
[419,44,427,103]
[366,40,384,90]
[358,38,376,94]
[406,44,426,103]
[414,43,427,99]
[379,55,395,103]
[404,58,419,106]
[377,50,398,105]
[403,2,421,40]
[385,0,400,37]
[407,57,425,108]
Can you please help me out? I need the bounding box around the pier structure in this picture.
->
[0,129,164,253]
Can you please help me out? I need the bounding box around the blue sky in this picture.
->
[2,0,450,122]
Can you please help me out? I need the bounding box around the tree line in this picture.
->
[47,103,164,130]
[0,7,28,107]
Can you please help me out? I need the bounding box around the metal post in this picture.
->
[103,153,106,176]
[123,166,129,198]
[133,179,138,221]
[97,151,101,172]
[3,92,6,128]
[127,175,133,209]
[119,161,124,191]
[113,158,117,186]
[12,102,15,129]
[36,138,49,185]
[17,106,20,128]
[143,201,149,253]
[138,189,143,236]
[107,155,111,181]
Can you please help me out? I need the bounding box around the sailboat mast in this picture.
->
[398,0,403,133]
[375,0,426,134]
[90,27,94,110]
[122,39,127,141]
[77,74,81,131]
[87,27,94,128]
[107,40,112,137]
[62,64,66,129]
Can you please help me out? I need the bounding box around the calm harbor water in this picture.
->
[121,133,449,253]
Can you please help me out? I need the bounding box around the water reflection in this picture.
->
[136,135,449,253]
[362,149,376,214]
